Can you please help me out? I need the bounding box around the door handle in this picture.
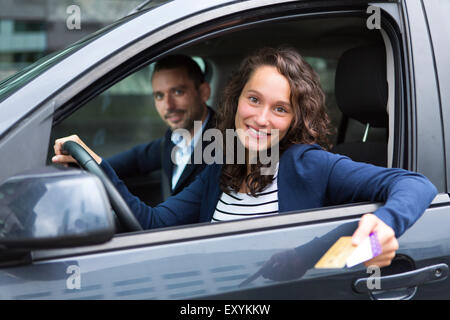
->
[353,263,448,294]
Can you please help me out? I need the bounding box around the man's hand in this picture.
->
[352,213,399,268]
[52,134,102,165]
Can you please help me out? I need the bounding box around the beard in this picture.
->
[168,103,206,132]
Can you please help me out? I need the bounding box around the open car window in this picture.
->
[48,5,396,236]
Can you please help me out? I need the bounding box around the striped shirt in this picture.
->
[211,167,279,222]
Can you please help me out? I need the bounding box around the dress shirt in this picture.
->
[170,111,210,189]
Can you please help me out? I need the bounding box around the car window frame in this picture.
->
[401,0,446,191]
[27,1,414,261]
[421,0,450,192]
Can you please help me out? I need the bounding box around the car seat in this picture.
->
[331,45,389,167]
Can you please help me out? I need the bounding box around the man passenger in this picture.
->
[106,55,215,200]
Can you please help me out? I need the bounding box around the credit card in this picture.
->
[346,232,382,267]
[314,232,381,269]
[314,236,355,269]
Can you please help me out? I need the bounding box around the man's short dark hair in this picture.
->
[153,55,205,87]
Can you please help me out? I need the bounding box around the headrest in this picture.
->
[335,45,388,128]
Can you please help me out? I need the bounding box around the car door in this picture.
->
[419,0,450,191]
[3,195,449,300]
[1,0,450,301]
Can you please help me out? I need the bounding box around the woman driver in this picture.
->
[53,47,437,268]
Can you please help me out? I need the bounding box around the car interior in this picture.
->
[49,13,394,219]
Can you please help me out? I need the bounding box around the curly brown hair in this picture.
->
[216,47,332,196]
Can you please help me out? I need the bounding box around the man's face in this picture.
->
[152,68,209,132]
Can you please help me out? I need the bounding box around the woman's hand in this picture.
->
[52,134,102,165]
[352,213,399,268]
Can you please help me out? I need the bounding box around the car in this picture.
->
[0,0,449,300]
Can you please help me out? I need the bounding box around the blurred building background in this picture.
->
[0,0,143,81]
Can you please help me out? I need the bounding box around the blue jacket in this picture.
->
[100,143,437,237]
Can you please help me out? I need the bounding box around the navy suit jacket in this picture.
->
[106,107,216,197]
[101,143,437,237]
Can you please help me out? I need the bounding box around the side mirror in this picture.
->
[0,166,115,250]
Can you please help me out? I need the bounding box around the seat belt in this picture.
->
[160,136,172,201]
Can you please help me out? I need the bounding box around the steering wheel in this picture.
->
[62,141,143,232]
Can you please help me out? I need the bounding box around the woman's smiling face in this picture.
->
[235,65,294,152]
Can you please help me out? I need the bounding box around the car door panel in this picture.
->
[2,195,449,300]
[213,196,450,300]
[1,214,359,299]
[402,0,446,188]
